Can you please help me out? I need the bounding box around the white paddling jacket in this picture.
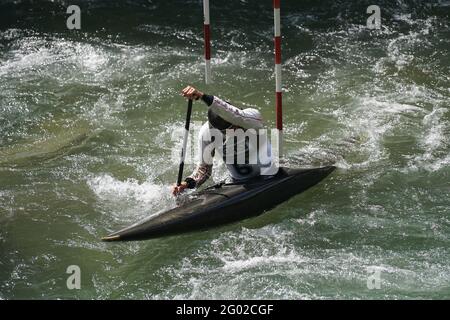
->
[184,95,275,189]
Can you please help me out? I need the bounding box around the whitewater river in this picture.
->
[0,0,449,299]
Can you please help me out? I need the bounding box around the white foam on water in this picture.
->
[407,107,450,172]
[73,43,108,72]
[0,39,47,76]
[221,251,307,273]
[353,94,430,160]
[87,174,174,222]
[88,174,167,203]
[136,24,203,42]
[295,210,320,227]
[153,221,450,299]
[384,17,436,72]
[339,99,398,168]
[0,37,108,79]
[0,28,24,41]
[155,226,321,299]
[421,108,446,149]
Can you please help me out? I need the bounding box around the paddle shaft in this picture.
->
[177,99,193,186]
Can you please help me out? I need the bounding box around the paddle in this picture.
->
[176,99,193,186]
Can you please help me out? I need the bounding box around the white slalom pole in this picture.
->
[203,0,212,84]
[273,0,282,157]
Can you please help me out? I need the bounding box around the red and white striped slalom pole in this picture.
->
[273,0,283,156]
[203,0,212,84]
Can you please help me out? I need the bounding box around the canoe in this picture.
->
[102,166,335,241]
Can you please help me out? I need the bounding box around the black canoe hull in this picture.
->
[102,166,335,241]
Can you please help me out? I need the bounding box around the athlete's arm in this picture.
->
[208,96,263,130]
[181,85,263,130]
[185,163,212,188]
[172,162,213,196]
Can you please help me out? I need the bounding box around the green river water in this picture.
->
[0,0,449,299]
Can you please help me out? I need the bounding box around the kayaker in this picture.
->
[172,85,274,196]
